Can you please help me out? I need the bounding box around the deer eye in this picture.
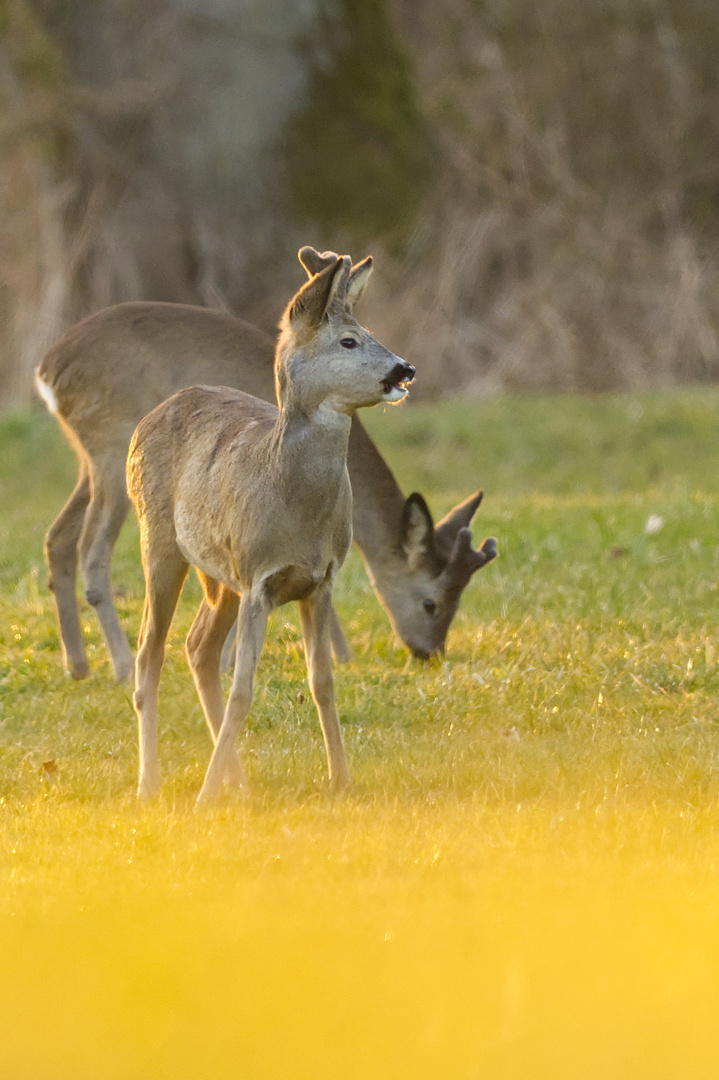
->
[340,337,358,349]
[422,599,437,615]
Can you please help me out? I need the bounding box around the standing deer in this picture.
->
[35,248,497,683]
[128,253,415,801]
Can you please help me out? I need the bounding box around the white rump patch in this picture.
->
[35,374,58,415]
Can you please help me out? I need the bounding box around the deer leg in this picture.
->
[195,592,269,807]
[78,458,134,682]
[221,600,350,670]
[185,588,247,788]
[300,583,350,793]
[133,550,188,798]
[44,463,91,679]
[220,620,236,672]
[329,604,351,663]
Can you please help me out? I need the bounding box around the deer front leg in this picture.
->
[186,588,247,789]
[300,583,350,793]
[133,553,188,798]
[195,591,269,807]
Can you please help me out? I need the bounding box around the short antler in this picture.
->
[298,246,339,277]
[443,527,498,588]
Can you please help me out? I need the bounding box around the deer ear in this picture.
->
[346,256,373,307]
[298,246,339,278]
[289,257,350,329]
[400,493,435,569]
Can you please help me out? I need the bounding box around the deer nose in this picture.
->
[393,361,415,383]
[412,648,442,662]
[410,641,444,661]
[381,360,416,400]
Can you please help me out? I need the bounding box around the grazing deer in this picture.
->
[35,248,497,682]
[128,253,416,801]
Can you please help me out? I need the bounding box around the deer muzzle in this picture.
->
[381,361,416,402]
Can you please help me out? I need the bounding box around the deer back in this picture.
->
[38,302,275,456]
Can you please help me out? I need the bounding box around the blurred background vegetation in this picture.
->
[2,0,719,403]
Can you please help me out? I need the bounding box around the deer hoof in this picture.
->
[329,772,351,796]
[113,658,136,684]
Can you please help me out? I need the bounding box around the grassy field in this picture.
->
[2,391,719,1078]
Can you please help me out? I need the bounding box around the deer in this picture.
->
[127,252,416,802]
[35,247,497,684]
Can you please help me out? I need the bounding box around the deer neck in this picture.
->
[269,392,352,499]
[273,341,406,574]
[345,416,407,572]
[273,341,353,462]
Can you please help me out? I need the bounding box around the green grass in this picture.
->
[2,392,719,1078]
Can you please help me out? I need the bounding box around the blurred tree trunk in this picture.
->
[0,0,324,402]
[0,0,431,404]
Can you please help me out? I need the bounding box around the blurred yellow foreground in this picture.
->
[2,797,718,1079]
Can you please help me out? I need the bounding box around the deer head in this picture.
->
[372,490,497,658]
[276,254,415,416]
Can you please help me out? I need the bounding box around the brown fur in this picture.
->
[128,253,415,802]
[36,248,497,681]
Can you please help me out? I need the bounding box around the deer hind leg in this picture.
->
[219,620,237,672]
[300,582,350,793]
[195,591,269,807]
[44,461,91,679]
[220,599,351,671]
[329,604,351,663]
[78,455,134,682]
[133,546,188,799]
[185,583,246,789]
